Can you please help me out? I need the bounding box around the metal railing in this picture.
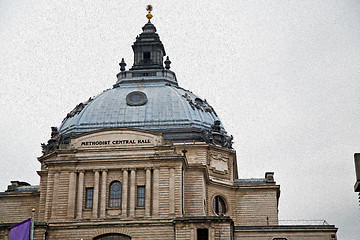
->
[278,220,329,225]
[235,219,330,226]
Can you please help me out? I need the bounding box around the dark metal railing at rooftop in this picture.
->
[278,220,329,225]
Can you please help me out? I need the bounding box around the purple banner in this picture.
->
[9,218,30,240]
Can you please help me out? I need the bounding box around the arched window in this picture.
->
[109,181,122,207]
[94,233,131,240]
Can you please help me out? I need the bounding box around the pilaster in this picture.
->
[129,168,136,217]
[50,170,60,221]
[153,168,159,217]
[100,169,108,218]
[92,169,100,218]
[76,170,85,219]
[145,167,152,217]
[122,169,128,218]
[169,168,175,215]
[67,170,77,219]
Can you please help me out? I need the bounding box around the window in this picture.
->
[109,181,122,207]
[213,195,227,216]
[94,233,131,240]
[137,186,145,207]
[143,52,150,60]
[86,188,93,209]
[197,229,208,240]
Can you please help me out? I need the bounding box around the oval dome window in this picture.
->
[126,91,148,106]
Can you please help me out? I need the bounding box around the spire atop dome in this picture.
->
[146,5,153,20]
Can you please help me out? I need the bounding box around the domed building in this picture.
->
[57,20,229,147]
[0,10,337,240]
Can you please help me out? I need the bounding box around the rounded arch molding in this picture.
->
[93,228,131,240]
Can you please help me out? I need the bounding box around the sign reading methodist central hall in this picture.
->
[80,138,151,146]
[71,129,163,149]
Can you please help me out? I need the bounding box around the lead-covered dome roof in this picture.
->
[55,20,231,147]
[59,80,225,142]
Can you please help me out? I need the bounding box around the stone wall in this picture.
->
[184,168,206,216]
[0,192,39,223]
[174,217,233,240]
[47,223,174,240]
[207,181,279,226]
[233,188,279,226]
[234,226,337,240]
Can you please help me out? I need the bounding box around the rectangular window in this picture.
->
[197,228,208,240]
[143,52,151,60]
[137,186,145,207]
[86,188,94,209]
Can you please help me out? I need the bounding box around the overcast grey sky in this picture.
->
[1,1,359,239]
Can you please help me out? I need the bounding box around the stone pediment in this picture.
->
[70,128,164,150]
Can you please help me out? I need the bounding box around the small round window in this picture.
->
[126,91,147,106]
[213,195,227,216]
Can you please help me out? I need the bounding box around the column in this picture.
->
[153,168,159,217]
[92,169,100,218]
[67,171,77,218]
[169,168,175,215]
[191,228,195,240]
[210,227,215,240]
[51,170,60,221]
[76,170,85,219]
[100,169,107,218]
[129,168,136,218]
[44,171,52,220]
[121,169,128,218]
[145,168,152,217]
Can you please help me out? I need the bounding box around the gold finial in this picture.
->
[146,5,153,20]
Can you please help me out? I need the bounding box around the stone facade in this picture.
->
[0,129,337,239]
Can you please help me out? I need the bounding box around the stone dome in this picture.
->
[55,21,231,147]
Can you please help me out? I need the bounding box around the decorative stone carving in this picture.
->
[62,97,93,122]
[182,93,195,110]
[204,99,217,116]
[194,98,205,111]
[208,152,229,174]
[119,58,126,72]
[181,92,218,116]
[208,151,229,174]
[41,127,60,155]
[164,56,171,70]
[201,121,233,149]
[212,120,221,132]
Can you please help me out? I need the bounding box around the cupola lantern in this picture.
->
[130,6,166,70]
